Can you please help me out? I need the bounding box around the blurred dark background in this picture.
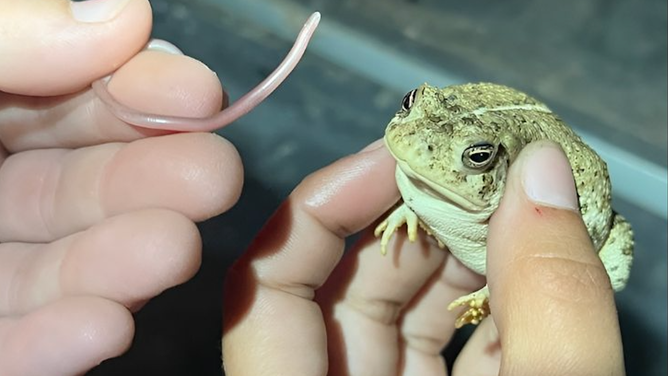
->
[88,0,667,375]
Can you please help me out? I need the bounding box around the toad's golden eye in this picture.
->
[462,143,496,169]
[401,89,417,112]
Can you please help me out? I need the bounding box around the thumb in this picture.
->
[0,0,152,96]
[486,141,625,376]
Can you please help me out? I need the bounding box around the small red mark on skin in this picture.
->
[534,207,543,215]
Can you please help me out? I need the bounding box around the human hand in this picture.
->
[223,140,625,376]
[0,1,242,375]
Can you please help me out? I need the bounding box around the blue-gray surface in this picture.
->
[88,0,667,375]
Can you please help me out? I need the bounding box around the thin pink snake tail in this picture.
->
[92,12,321,132]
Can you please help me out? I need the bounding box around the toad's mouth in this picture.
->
[394,159,487,212]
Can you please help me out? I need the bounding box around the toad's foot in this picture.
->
[374,203,418,255]
[448,285,490,328]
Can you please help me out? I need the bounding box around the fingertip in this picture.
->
[107,50,223,118]
[0,297,134,376]
[297,143,398,237]
[131,209,203,289]
[487,140,591,275]
[104,132,243,221]
[486,141,602,298]
[62,209,202,305]
[141,209,203,285]
[452,318,501,376]
[518,141,580,212]
[488,141,578,228]
[194,134,243,216]
[0,0,152,95]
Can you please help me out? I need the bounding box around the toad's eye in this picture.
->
[462,143,496,169]
[401,89,417,112]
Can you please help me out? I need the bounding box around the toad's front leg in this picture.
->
[448,285,490,328]
[374,202,419,255]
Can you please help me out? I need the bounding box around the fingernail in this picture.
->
[71,0,131,23]
[143,40,217,75]
[358,138,385,153]
[520,141,579,211]
[144,39,184,55]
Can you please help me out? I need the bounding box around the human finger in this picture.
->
[0,209,200,316]
[466,141,624,376]
[398,253,485,376]
[315,227,484,376]
[0,0,151,96]
[313,229,446,376]
[450,318,501,376]
[222,140,397,376]
[0,47,223,152]
[0,296,133,376]
[0,132,242,243]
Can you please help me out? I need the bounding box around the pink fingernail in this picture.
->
[144,39,184,55]
[521,141,580,212]
[71,0,131,23]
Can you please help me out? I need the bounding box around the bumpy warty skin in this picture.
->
[383,82,633,291]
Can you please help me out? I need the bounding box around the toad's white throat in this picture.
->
[394,159,486,212]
